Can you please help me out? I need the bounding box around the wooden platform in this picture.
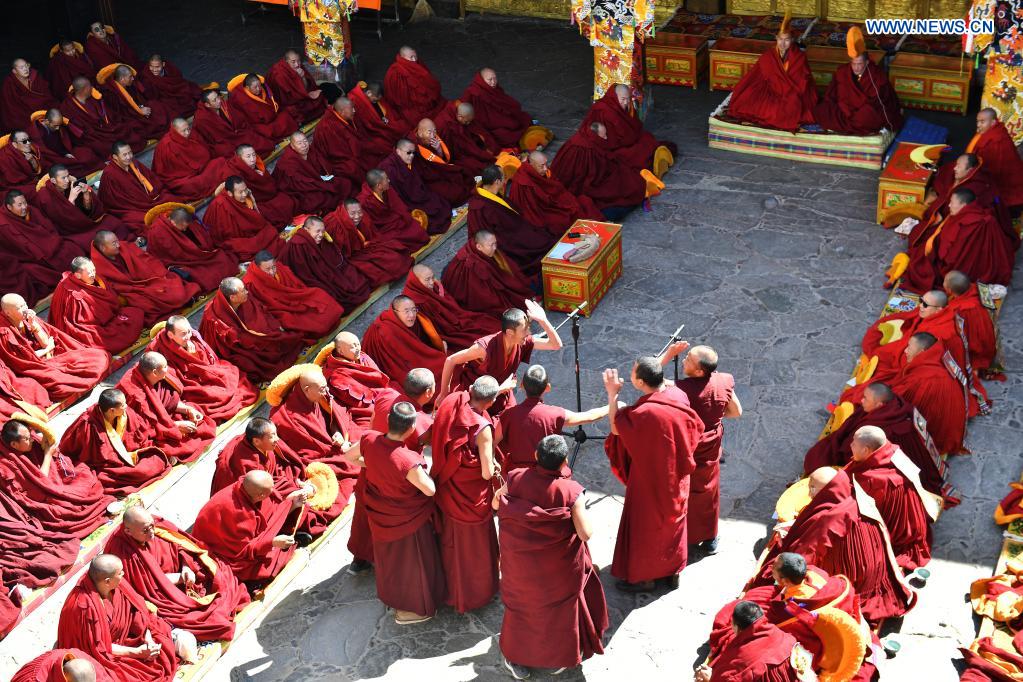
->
[644,33,710,89]
[889,52,972,116]
[709,37,770,91]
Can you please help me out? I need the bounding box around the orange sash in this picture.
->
[113,81,149,117]
[244,87,279,113]
[129,163,155,193]
[69,94,109,124]
[417,139,451,164]
[417,313,445,351]
[965,132,981,154]
[477,187,517,214]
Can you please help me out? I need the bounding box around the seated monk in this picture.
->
[727,22,817,132]
[49,256,146,354]
[442,230,535,318]
[581,84,676,175]
[203,176,282,261]
[266,49,326,125]
[0,293,110,403]
[378,139,453,235]
[0,361,52,424]
[0,129,45,198]
[228,73,296,142]
[813,28,903,134]
[192,470,304,587]
[278,215,374,310]
[98,141,182,234]
[402,264,499,350]
[267,366,363,505]
[1,59,57,133]
[152,117,232,201]
[99,64,170,142]
[944,270,997,374]
[414,118,475,207]
[509,151,603,238]
[0,189,86,299]
[198,277,306,383]
[846,426,935,571]
[697,601,812,682]
[46,39,97,99]
[310,96,372,193]
[91,230,200,326]
[751,467,915,625]
[968,108,1023,210]
[36,163,133,246]
[107,506,250,642]
[147,315,258,423]
[62,77,145,158]
[242,250,344,342]
[115,352,217,463]
[363,295,447,386]
[0,418,113,539]
[356,169,431,251]
[28,108,101,177]
[136,54,201,120]
[550,123,649,219]
[227,143,297,227]
[468,165,558,278]
[145,207,240,293]
[383,46,446,130]
[461,68,543,150]
[435,102,499,176]
[323,198,416,286]
[272,131,347,214]
[12,649,111,682]
[84,22,140,70]
[805,382,947,498]
[59,388,173,497]
[211,419,345,536]
[193,89,275,158]
[318,330,401,427]
[347,81,402,162]
[57,554,178,682]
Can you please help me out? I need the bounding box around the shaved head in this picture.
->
[241,470,274,500]
[852,425,887,452]
[807,467,837,498]
[943,270,971,296]
[469,375,500,404]
[88,554,122,582]
[412,263,433,281]
[63,658,97,682]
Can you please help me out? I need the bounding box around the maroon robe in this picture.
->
[225,155,296,227]
[949,283,998,372]
[382,55,446,130]
[46,47,96,99]
[0,488,80,591]
[90,241,200,326]
[604,385,703,582]
[310,108,371,191]
[136,61,201,120]
[347,83,403,160]
[28,118,101,177]
[362,308,447,387]
[241,261,343,341]
[323,204,415,286]
[0,204,84,296]
[144,214,240,292]
[500,396,567,471]
[455,332,534,416]
[34,177,132,245]
[813,60,903,134]
[550,127,646,210]
[48,271,145,353]
[266,58,326,124]
[378,150,453,235]
[508,161,603,237]
[889,339,968,455]
[727,46,818,132]
[0,141,44,197]
[192,100,275,158]
[99,79,170,141]
[152,126,232,201]
[271,144,348,214]
[277,227,374,309]
[401,270,500,349]
[355,183,430,252]
[460,72,534,149]
[430,391,499,612]
[709,618,804,682]
[580,88,674,171]
[0,361,52,423]
[414,145,474,208]
[61,91,144,156]
[202,191,281,261]
[83,31,140,70]
[11,648,114,682]
[0,70,57,132]
[97,160,181,234]
[435,102,499,175]
[321,350,400,426]
[467,188,559,277]
[968,120,1023,207]
[441,241,535,318]
[228,83,296,141]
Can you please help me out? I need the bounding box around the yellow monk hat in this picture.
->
[50,41,84,58]
[495,151,521,181]
[10,411,57,449]
[96,62,134,85]
[0,134,8,148]
[410,209,429,231]
[35,176,50,192]
[30,110,69,126]
[884,252,910,286]
[775,477,813,523]
[877,319,905,345]
[813,606,871,682]
[846,26,866,59]
[641,169,664,198]
[266,363,322,407]
[313,343,335,367]
[779,8,793,36]
[822,401,855,437]
[519,125,553,152]
[653,145,674,179]
[144,201,194,228]
[304,462,340,511]
[909,143,945,166]
[227,73,264,93]
[881,202,927,228]
[853,354,879,385]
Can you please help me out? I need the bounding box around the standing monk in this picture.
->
[48,256,146,354]
[967,108,1023,210]
[36,163,133,245]
[202,177,282,261]
[378,139,453,235]
[430,376,501,612]
[137,55,201,120]
[402,264,500,350]
[193,89,275,158]
[461,68,545,150]
[581,84,676,175]
[442,230,536,318]
[272,131,347,214]
[145,207,240,293]
[602,356,704,591]
[241,250,344,342]
[363,295,447,386]
[228,74,296,142]
[508,151,603,237]
[266,49,326,125]
[356,169,431,252]
[813,27,902,134]
[1,59,57,133]
[98,141,181,234]
[227,144,297,227]
[152,118,231,201]
[383,47,446,130]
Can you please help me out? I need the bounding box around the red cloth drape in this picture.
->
[378,150,453,235]
[466,190,557,278]
[84,31,140,70]
[48,271,145,353]
[97,160,180,234]
[311,108,371,190]
[228,83,296,141]
[266,58,326,125]
[550,127,647,209]
[889,339,968,454]
[728,46,818,132]
[508,161,603,237]
[34,180,133,245]
[270,144,347,214]
[0,360,52,422]
[813,60,903,134]
[277,227,374,309]
[968,120,1023,207]
[152,126,232,201]
[99,80,170,141]
[362,308,446,386]
[321,350,399,426]
[241,260,343,340]
[0,70,57,132]
[948,283,997,371]
[460,72,533,149]
[46,47,97,97]
[347,83,403,161]
[202,191,281,261]
[145,214,240,292]
[225,155,296,227]
[90,241,200,326]
[382,55,446,131]
[61,90,145,155]
[435,101,499,175]
[355,182,431,250]
[401,270,499,349]
[136,60,201,120]
[0,205,85,300]
[323,203,415,286]
[11,648,114,682]
[580,88,672,171]
[192,101,275,158]
[441,240,534,318]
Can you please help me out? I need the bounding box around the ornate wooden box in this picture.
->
[876,141,934,222]
[644,33,710,88]
[888,52,971,115]
[709,37,771,91]
[805,45,887,91]
[541,221,622,317]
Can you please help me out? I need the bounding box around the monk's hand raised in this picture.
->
[272,534,296,549]
[524,299,547,323]
[498,375,517,393]
[665,340,689,359]
[603,368,624,397]
[185,406,203,423]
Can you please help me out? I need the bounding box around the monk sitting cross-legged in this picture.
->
[61,77,144,159]
[356,169,431,251]
[0,188,84,294]
[581,83,676,175]
[460,67,541,150]
[434,101,499,175]
[319,331,401,427]
[402,264,499,350]
[227,144,297,227]
[145,207,240,293]
[442,230,536,320]
[414,118,475,208]
[29,108,101,177]
[310,96,371,193]
[198,276,306,384]
[383,46,446,132]
[363,295,448,387]
[137,54,201,121]
[0,129,46,199]
[84,22,140,71]
[944,270,997,373]
[152,117,232,202]
[966,108,1023,211]
[347,81,405,159]
[228,73,296,142]
[278,215,375,310]
[508,151,603,239]
[266,50,326,125]
[148,315,258,424]
[99,64,170,142]
[46,39,97,99]
[813,27,903,134]
[323,198,416,287]
[192,89,275,159]
[272,131,347,215]
[98,141,182,234]
[1,59,57,133]
[203,176,282,261]
[377,139,453,235]
[49,256,146,354]
[11,649,111,682]
[241,250,344,343]
[0,361,51,425]
[36,163,134,247]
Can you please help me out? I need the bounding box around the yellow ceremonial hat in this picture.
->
[812,606,871,682]
[10,411,57,449]
[846,26,866,59]
[853,354,878,385]
[304,462,340,511]
[410,209,429,230]
[909,143,945,166]
[779,8,793,36]
[144,201,194,228]
[519,125,553,152]
[313,343,335,367]
[775,477,813,523]
[227,73,264,93]
[50,41,84,57]
[822,401,855,437]
[266,364,322,407]
[96,62,134,85]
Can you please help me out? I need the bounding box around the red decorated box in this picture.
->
[877,142,934,223]
[541,221,622,317]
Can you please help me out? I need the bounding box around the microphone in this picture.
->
[536,301,589,339]
[657,322,686,357]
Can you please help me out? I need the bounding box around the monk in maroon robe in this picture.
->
[311,97,372,192]
[115,352,216,462]
[191,470,302,586]
[99,64,170,142]
[603,357,704,590]
[136,55,201,120]
[57,555,177,682]
[403,264,499,350]
[0,294,110,404]
[435,101,499,175]
[228,74,296,142]
[203,177,281,261]
[36,164,132,245]
[59,389,172,497]
[91,230,200,326]
[193,89,275,158]
[266,50,326,125]
[550,123,648,212]
[968,108,1023,209]
[430,379,500,612]
[147,316,257,423]
[813,55,903,134]
[1,60,57,133]
[0,132,45,198]
[198,277,306,383]
[383,47,446,131]
[347,81,404,160]
[356,172,431,250]
[378,139,453,235]
[98,142,182,234]
[323,198,416,286]
[0,189,85,298]
[11,648,113,682]
[699,602,808,682]
[0,490,79,592]
[272,131,347,214]
[509,151,603,237]
[442,231,536,318]
[0,362,52,424]
[242,250,343,341]
[28,109,101,177]
[495,434,608,674]
[319,330,401,427]
[0,418,112,539]
[727,29,818,132]
[108,506,250,641]
[145,208,240,293]
[227,145,296,227]
[362,403,447,623]
[944,271,997,373]
[581,84,676,172]
[152,118,231,201]
[62,78,144,156]
[49,257,145,353]
[46,40,96,99]
[363,296,447,386]
[84,23,140,70]
[414,118,475,207]
[278,215,374,309]
[460,68,536,150]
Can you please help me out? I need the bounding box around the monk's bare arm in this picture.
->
[406,465,436,496]
[477,426,496,481]
[571,496,593,542]
[603,368,624,435]
[39,444,55,477]
[657,340,689,368]
[724,392,743,419]
[342,441,363,466]
[439,345,485,398]
[526,299,563,351]
[563,404,610,427]
[491,482,508,511]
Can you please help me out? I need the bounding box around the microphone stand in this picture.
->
[657,322,686,382]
